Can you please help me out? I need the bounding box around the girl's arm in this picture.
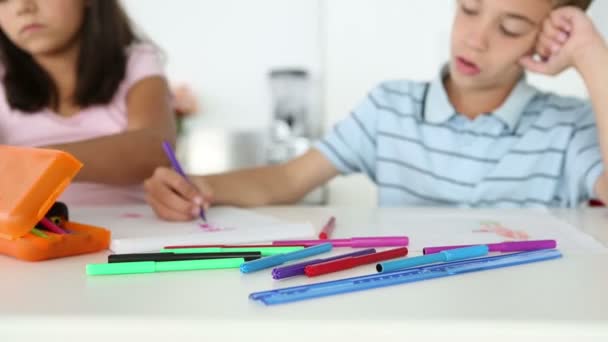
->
[202,148,339,206]
[47,76,177,185]
[144,149,340,221]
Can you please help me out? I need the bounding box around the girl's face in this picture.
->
[450,0,553,90]
[0,0,86,57]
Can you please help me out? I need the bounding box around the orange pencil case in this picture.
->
[0,145,110,261]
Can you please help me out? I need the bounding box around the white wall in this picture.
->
[594,1,608,38]
[122,0,322,130]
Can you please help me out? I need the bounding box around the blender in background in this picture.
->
[267,68,327,205]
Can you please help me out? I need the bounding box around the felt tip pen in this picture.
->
[161,246,304,256]
[272,236,409,248]
[305,247,409,277]
[162,140,206,221]
[30,228,49,239]
[318,217,336,239]
[377,245,489,273]
[87,258,244,276]
[272,249,376,279]
[164,244,306,249]
[108,252,262,263]
[39,217,68,235]
[423,240,557,255]
[240,243,333,273]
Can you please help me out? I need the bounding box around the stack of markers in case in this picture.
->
[30,202,71,238]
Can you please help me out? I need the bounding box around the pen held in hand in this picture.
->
[162,140,207,221]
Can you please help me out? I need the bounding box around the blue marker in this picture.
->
[240,243,333,273]
[376,245,489,273]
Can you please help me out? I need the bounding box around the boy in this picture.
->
[144,0,607,221]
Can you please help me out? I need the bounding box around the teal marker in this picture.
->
[376,245,489,273]
[160,246,304,256]
[240,243,333,273]
[87,258,244,276]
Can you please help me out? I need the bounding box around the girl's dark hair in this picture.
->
[0,0,139,112]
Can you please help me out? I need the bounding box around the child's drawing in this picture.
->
[474,221,530,240]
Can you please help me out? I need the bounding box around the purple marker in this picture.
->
[272,249,377,279]
[423,240,557,255]
[272,236,409,248]
[162,141,206,221]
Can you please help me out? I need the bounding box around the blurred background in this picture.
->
[122,0,608,207]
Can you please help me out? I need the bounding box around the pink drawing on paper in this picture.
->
[120,213,144,219]
[199,223,236,233]
[473,221,530,240]
[118,212,236,233]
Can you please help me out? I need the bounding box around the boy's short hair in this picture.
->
[553,0,593,10]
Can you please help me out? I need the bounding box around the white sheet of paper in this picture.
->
[71,206,315,253]
[370,208,607,254]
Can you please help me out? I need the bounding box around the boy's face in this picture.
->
[450,0,553,90]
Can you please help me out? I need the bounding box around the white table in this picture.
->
[1,207,607,342]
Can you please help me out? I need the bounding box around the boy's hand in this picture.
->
[520,6,607,76]
[144,167,214,221]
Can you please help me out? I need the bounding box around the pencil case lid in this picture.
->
[0,145,82,240]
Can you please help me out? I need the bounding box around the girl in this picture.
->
[0,0,176,205]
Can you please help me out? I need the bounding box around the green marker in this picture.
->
[160,246,304,256]
[87,258,244,276]
[30,228,49,239]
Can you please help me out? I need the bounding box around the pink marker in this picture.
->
[422,240,557,255]
[39,217,68,235]
[318,217,336,240]
[273,236,409,248]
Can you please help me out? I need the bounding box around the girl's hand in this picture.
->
[144,167,213,221]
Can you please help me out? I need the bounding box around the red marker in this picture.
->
[318,216,336,240]
[304,247,408,277]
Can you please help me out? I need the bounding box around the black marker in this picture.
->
[108,251,262,263]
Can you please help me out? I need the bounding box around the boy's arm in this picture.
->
[595,176,608,204]
[46,77,177,185]
[583,48,608,203]
[202,149,340,206]
[574,33,608,204]
[520,7,608,204]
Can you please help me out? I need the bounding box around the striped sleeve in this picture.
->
[314,85,384,181]
[563,105,604,206]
